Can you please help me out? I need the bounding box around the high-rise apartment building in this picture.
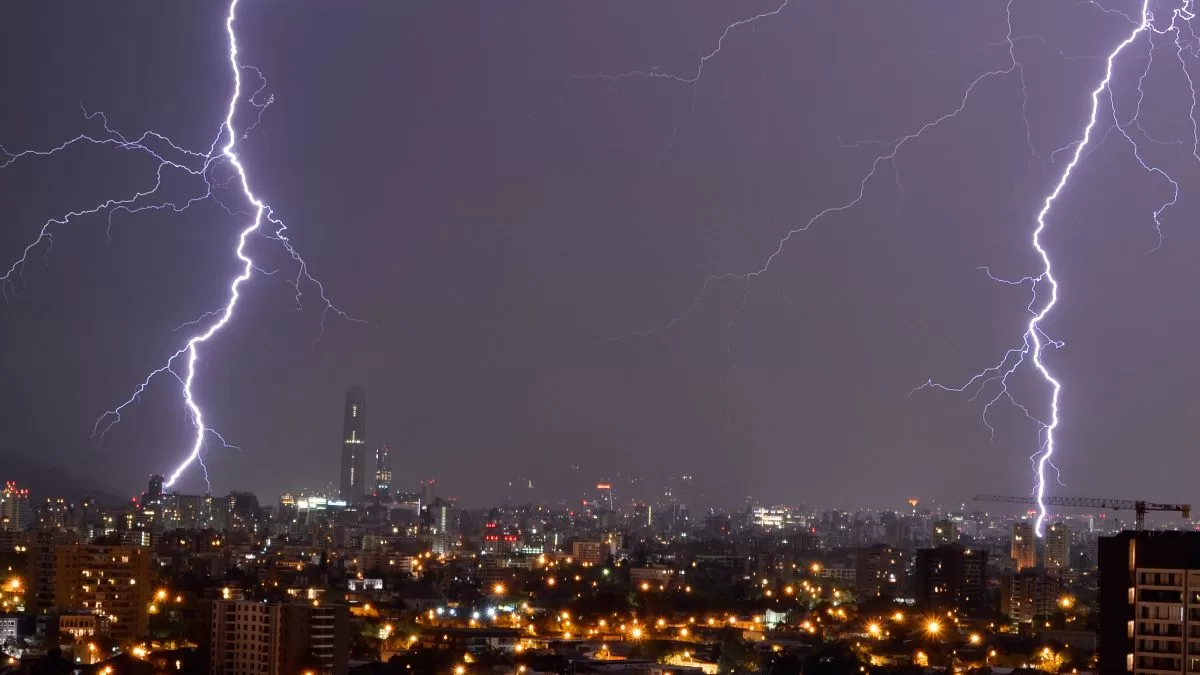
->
[374,445,392,501]
[1044,521,1070,569]
[1001,567,1060,624]
[51,544,152,643]
[1011,521,1036,571]
[199,598,349,675]
[1098,531,1200,674]
[855,544,908,598]
[428,499,455,554]
[931,519,958,547]
[913,545,988,611]
[0,482,32,531]
[339,386,367,503]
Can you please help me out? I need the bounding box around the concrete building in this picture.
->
[931,519,958,547]
[571,539,607,566]
[913,545,988,611]
[1098,531,1200,675]
[630,564,677,589]
[200,598,349,675]
[51,544,152,643]
[1011,521,1036,571]
[1044,521,1070,570]
[1001,567,1060,624]
[0,482,32,532]
[855,544,907,598]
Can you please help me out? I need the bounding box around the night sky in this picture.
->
[2,1,1198,510]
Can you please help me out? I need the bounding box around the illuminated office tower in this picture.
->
[339,386,367,503]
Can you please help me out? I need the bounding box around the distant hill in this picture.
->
[0,453,126,505]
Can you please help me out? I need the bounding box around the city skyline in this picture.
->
[7,3,1200,672]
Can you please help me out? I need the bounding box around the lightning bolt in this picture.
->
[569,0,790,110]
[580,0,1196,536]
[3,0,359,492]
[922,0,1198,536]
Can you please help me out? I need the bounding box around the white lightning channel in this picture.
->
[3,0,359,492]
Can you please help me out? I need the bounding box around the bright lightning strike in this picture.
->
[581,0,1196,536]
[3,0,359,492]
[922,0,1197,536]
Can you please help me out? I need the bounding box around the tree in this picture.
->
[715,627,759,675]
[803,642,861,675]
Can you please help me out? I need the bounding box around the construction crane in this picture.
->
[974,494,1192,531]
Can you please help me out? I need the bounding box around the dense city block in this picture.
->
[5,466,1195,674]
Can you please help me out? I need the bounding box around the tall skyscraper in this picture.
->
[374,445,392,501]
[1011,521,1036,571]
[1044,521,1070,569]
[339,386,367,504]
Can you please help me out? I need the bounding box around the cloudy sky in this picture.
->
[2,0,1196,510]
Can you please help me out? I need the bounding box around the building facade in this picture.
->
[1001,566,1060,624]
[200,599,349,675]
[0,482,32,532]
[931,519,958,547]
[1099,531,1200,674]
[51,544,152,643]
[855,544,907,598]
[1011,521,1036,571]
[374,444,392,501]
[1045,521,1070,570]
[913,545,988,611]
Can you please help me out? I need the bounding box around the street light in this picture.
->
[968,633,981,645]
[924,619,941,636]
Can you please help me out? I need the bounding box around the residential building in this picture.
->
[1045,521,1070,570]
[0,483,32,531]
[1012,521,1036,571]
[1002,566,1060,624]
[1098,530,1200,674]
[200,598,349,675]
[855,544,907,598]
[914,544,988,611]
[931,519,958,547]
[52,544,152,643]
